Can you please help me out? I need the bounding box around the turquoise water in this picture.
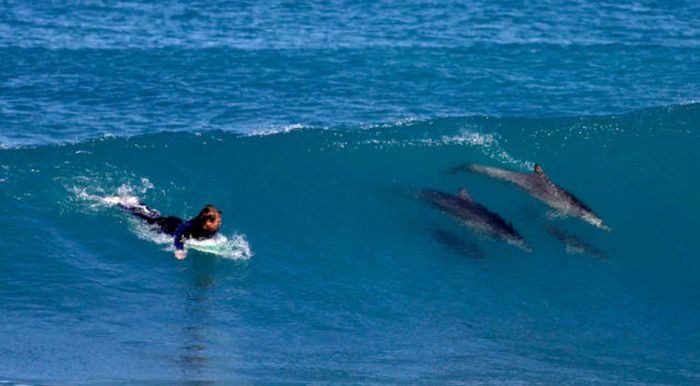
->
[2,1,700,384]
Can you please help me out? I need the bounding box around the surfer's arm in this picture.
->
[173,222,191,259]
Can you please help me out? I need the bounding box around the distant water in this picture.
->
[1,1,700,384]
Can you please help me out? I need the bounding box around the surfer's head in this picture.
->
[196,204,222,232]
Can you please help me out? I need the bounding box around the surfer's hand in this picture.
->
[175,250,187,260]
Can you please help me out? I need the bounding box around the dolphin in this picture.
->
[543,224,607,259]
[451,163,611,231]
[418,188,530,250]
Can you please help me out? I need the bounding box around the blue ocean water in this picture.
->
[1,1,699,384]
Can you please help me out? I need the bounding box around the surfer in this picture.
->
[120,202,222,260]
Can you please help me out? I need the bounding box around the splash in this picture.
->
[131,220,253,260]
[187,234,253,260]
[70,178,155,211]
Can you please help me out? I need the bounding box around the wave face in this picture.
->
[1,105,699,383]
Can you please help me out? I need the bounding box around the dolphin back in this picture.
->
[420,188,529,250]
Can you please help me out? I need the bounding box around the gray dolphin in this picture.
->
[543,224,607,259]
[418,188,530,250]
[451,164,611,231]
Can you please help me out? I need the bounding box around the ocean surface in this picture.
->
[1,1,700,384]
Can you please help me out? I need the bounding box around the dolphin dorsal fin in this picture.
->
[457,188,472,201]
[534,164,546,177]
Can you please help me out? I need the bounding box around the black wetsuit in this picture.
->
[123,204,217,250]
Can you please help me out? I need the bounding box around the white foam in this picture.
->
[358,117,423,130]
[189,234,253,260]
[132,220,253,260]
[247,123,307,137]
[71,179,154,212]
